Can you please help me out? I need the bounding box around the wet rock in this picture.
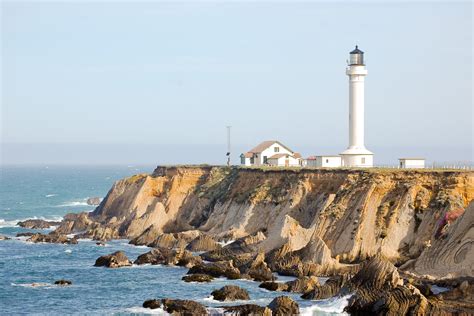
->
[259,281,289,292]
[301,275,349,300]
[148,233,180,249]
[186,235,221,252]
[27,232,78,244]
[77,223,119,241]
[54,212,92,235]
[86,197,101,206]
[16,232,35,237]
[182,274,214,283]
[222,304,271,316]
[94,251,132,268]
[161,298,208,316]
[129,224,162,246]
[54,279,72,286]
[17,219,61,229]
[96,242,106,246]
[187,260,241,279]
[286,276,319,294]
[268,296,299,316]
[0,235,11,240]
[143,299,162,309]
[211,285,250,301]
[134,248,201,267]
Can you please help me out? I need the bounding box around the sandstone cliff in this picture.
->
[66,166,473,279]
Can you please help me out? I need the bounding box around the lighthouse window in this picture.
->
[361,157,366,164]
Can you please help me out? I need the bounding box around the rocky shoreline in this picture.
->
[6,166,473,315]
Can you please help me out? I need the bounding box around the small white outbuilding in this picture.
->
[306,155,342,168]
[399,158,425,169]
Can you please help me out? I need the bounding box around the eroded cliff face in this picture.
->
[86,166,473,278]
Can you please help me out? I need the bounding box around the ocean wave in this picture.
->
[217,239,235,247]
[11,282,52,288]
[300,294,352,315]
[45,194,57,198]
[56,201,89,207]
[0,216,64,228]
[124,306,169,315]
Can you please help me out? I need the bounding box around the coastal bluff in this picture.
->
[58,165,473,278]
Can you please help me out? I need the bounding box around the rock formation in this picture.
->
[27,232,78,244]
[210,285,250,301]
[54,279,72,286]
[267,296,299,316]
[181,274,214,283]
[17,219,61,229]
[94,251,132,268]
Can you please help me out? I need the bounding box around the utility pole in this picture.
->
[226,126,231,166]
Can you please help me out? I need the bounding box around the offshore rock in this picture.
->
[94,251,132,268]
[268,296,299,316]
[27,232,78,245]
[87,197,101,206]
[181,274,214,283]
[211,285,250,301]
[259,281,289,292]
[0,235,11,240]
[54,279,72,286]
[285,276,320,294]
[17,219,61,229]
[221,304,271,316]
[161,298,208,316]
[134,248,201,267]
[187,260,241,279]
[301,275,350,300]
[238,252,274,281]
[142,299,162,309]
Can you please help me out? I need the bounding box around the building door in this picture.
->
[285,158,289,167]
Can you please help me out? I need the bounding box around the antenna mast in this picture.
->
[226,126,231,166]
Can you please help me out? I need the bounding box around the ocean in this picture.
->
[0,166,349,315]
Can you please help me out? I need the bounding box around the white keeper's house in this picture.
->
[241,141,303,167]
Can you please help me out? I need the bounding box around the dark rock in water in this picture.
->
[143,299,162,309]
[301,275,349,300]
[96,242,106,246]
[222,304,271,316]
[94,251,132,268]
[0,235,11,240]
[134,248,201,268]
[16,232,35,237]
[185,234,221,252]
[17,219,61,229]
[211,285,250,301]
[182,274,214,283]
[268,296,299,316]
[54,279,72,286]
[187,260,241,279]
[259,282,288,292]
[54,212,92,235]
[285,276,320,294]
[86,197,101,206]
[161,298,208,315]
[27,232,78,245]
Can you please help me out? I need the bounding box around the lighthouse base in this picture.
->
[340,148,374,168]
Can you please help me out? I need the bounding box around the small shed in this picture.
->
[306,155,342,168]
[399,158,425,169]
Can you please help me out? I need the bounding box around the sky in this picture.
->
[1,1,472,165]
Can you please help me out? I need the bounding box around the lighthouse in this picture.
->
[340,45,374,167]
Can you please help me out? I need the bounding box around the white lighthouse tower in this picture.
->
[340,46,374,167]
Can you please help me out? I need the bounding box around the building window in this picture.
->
[250,157,254,164]
[263,156,268,164]
[326,159,329,163]
[361,157,366,164]
[241,156,245,164]
[274,147,280,152]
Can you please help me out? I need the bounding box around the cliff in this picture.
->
[72,166,474,278]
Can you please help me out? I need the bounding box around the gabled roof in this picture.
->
[242,152,254,158]
[293,152,302,158]
[248,140,294,154]
[268,153,290,159]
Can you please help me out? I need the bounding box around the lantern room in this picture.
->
[349,45,364,65]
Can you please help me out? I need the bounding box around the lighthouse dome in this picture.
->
[349,45,364,65]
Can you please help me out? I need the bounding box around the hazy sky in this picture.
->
[1,1,472,165]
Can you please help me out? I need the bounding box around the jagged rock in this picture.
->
[87,197,101,206]
[0,235,11,240]
[211,285,250,301]
[186,235,221,252]
[161,298,208,315]
[78,223,119,241]
[54,212,92,235]
[239,253,274,281]
[268,296,299,316]
[149,233,181,249]
[222,304,271,316]
[17,219,60,229]
[259,281,289,292]
[16,232,35,237]
[187,260,241,279]
[94,251,132,268]
[182,274,214,283]
[143,299,162,309]
[301,275,349,300]
[27,232,78,244]
[54,279,72,286]
[286,276,319,293]
[129,224,162,246]
[134,248,200,267]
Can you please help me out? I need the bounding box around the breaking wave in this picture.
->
[0,216,63,228]
[124,306,169,315]
[300,294,352,315]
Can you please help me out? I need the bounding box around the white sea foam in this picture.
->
[431,285,450,294]
[124,306,169,315]
[64,249,72,254]
[300,294,352,315]
[56,201,89,207]
[45,194,57,198]
[0,216,63,228]
[11,282,52,288]
[217,239,235,247]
